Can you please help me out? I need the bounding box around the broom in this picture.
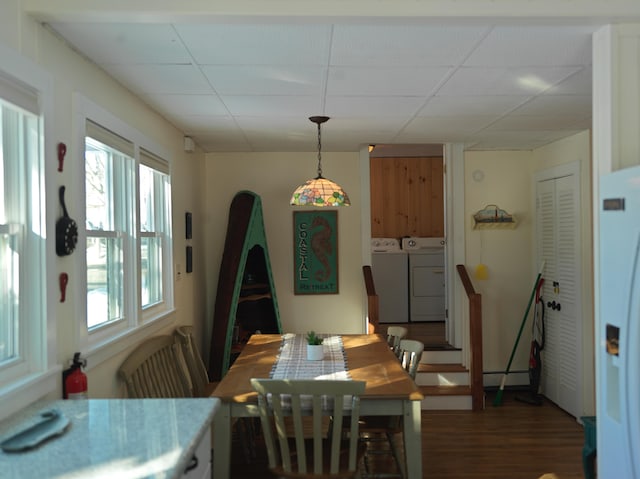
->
[493,261,546,406]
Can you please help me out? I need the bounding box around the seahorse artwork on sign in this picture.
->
[310,215,332,281]
[293,210,338,294]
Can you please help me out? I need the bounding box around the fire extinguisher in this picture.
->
[63,352,88,399]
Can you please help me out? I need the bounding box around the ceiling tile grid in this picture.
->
[47,20,600,152]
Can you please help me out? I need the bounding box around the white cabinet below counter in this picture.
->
[0,398,218,479]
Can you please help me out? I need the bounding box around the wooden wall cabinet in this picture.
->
[370,157,444,238]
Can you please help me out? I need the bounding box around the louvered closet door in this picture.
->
[535,169,582,418]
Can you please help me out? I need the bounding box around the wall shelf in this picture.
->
[472,204,517,230]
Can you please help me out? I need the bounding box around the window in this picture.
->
[81,110,173,353]
[139,150,171,310]
[0,45,56,422]
[0,94,41,382]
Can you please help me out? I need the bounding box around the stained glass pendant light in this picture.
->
[290,116,350,207]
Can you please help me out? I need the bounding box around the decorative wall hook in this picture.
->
[57,143,67,172]
[59,273,69,302]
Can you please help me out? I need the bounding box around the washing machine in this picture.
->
[371,238,408,323]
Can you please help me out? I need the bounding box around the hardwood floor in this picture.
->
[229,390,587,478]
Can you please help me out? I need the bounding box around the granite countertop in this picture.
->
[0,398,219,479]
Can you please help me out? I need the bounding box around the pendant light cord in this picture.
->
[316,121,323,178]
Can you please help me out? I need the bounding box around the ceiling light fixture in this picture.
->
[290,116,350,207]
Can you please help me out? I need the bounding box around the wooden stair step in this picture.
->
[419,385,472,396]
[423,343,461,351]
[418,363,468,373]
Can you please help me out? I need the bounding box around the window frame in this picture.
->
[0,43,58,422]
[75,95,174,366]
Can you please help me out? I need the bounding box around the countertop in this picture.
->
[0,398,219,479]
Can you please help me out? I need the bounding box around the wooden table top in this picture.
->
[212,334,424,403]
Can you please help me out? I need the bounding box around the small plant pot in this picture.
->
[307,344,324,361]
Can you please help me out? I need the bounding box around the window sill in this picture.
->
[84,309,176,372]
[0,366,63,422]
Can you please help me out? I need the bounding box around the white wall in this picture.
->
[1,1,207,399]
[203,152,365,358]
[464,151,535,376]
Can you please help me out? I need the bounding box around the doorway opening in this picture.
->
[369,144,450,348]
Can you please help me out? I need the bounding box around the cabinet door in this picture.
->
[409,252,446,322]
[370,157,443,237]
[536,170,582,418]
[182,431,211,479]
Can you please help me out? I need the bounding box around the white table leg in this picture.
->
[213,402,231,478]
[403,399,422,479]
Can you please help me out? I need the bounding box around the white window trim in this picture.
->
[0,43,60,422]
[73,94,175,370]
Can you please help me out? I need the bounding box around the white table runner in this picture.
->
[270,333,351,381]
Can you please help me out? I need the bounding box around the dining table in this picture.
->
[212,333,424,478]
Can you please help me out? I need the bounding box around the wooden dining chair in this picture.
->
[358,339,424,478]
[251,378,367,478]
[386,326,408,358]
[174,326,258,462]
[174,325,219,397]
[118,335,193,398]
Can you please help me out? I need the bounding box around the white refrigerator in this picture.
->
[599,165,640,478]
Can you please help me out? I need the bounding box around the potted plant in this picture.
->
[306,331,324,360]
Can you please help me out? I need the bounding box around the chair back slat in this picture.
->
[251,378,366,477]
[174,326,212,397]
[386,326,408,358]
[398,339,425,380]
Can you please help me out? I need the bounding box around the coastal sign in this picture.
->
[293,210,338,294]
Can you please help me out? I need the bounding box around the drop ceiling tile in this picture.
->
[464,130,553,150]
[196,134,252,152]
[547,67,592,95]
[327,66,452,96]
[221,95,321,116]
[174,24,332,65]
[463,25,595,67]
[201,65,325,95]
[108,64,212,94]
[418,95,530,117]
[325,96,423,117]
[396,116,497,143]
[438,66,582,96]
[234,116,310,139]
[50,22,191,65]
[173,115,238,134]
[510,94,591,118]
[331,24,489,66]
[143,93,228,117]
[487,115,587,131]
[322,116,404,139]
[467,128,586,150]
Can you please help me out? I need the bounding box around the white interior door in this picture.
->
[535,165,582,418]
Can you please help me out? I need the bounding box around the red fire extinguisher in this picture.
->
[63,352,88,399]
